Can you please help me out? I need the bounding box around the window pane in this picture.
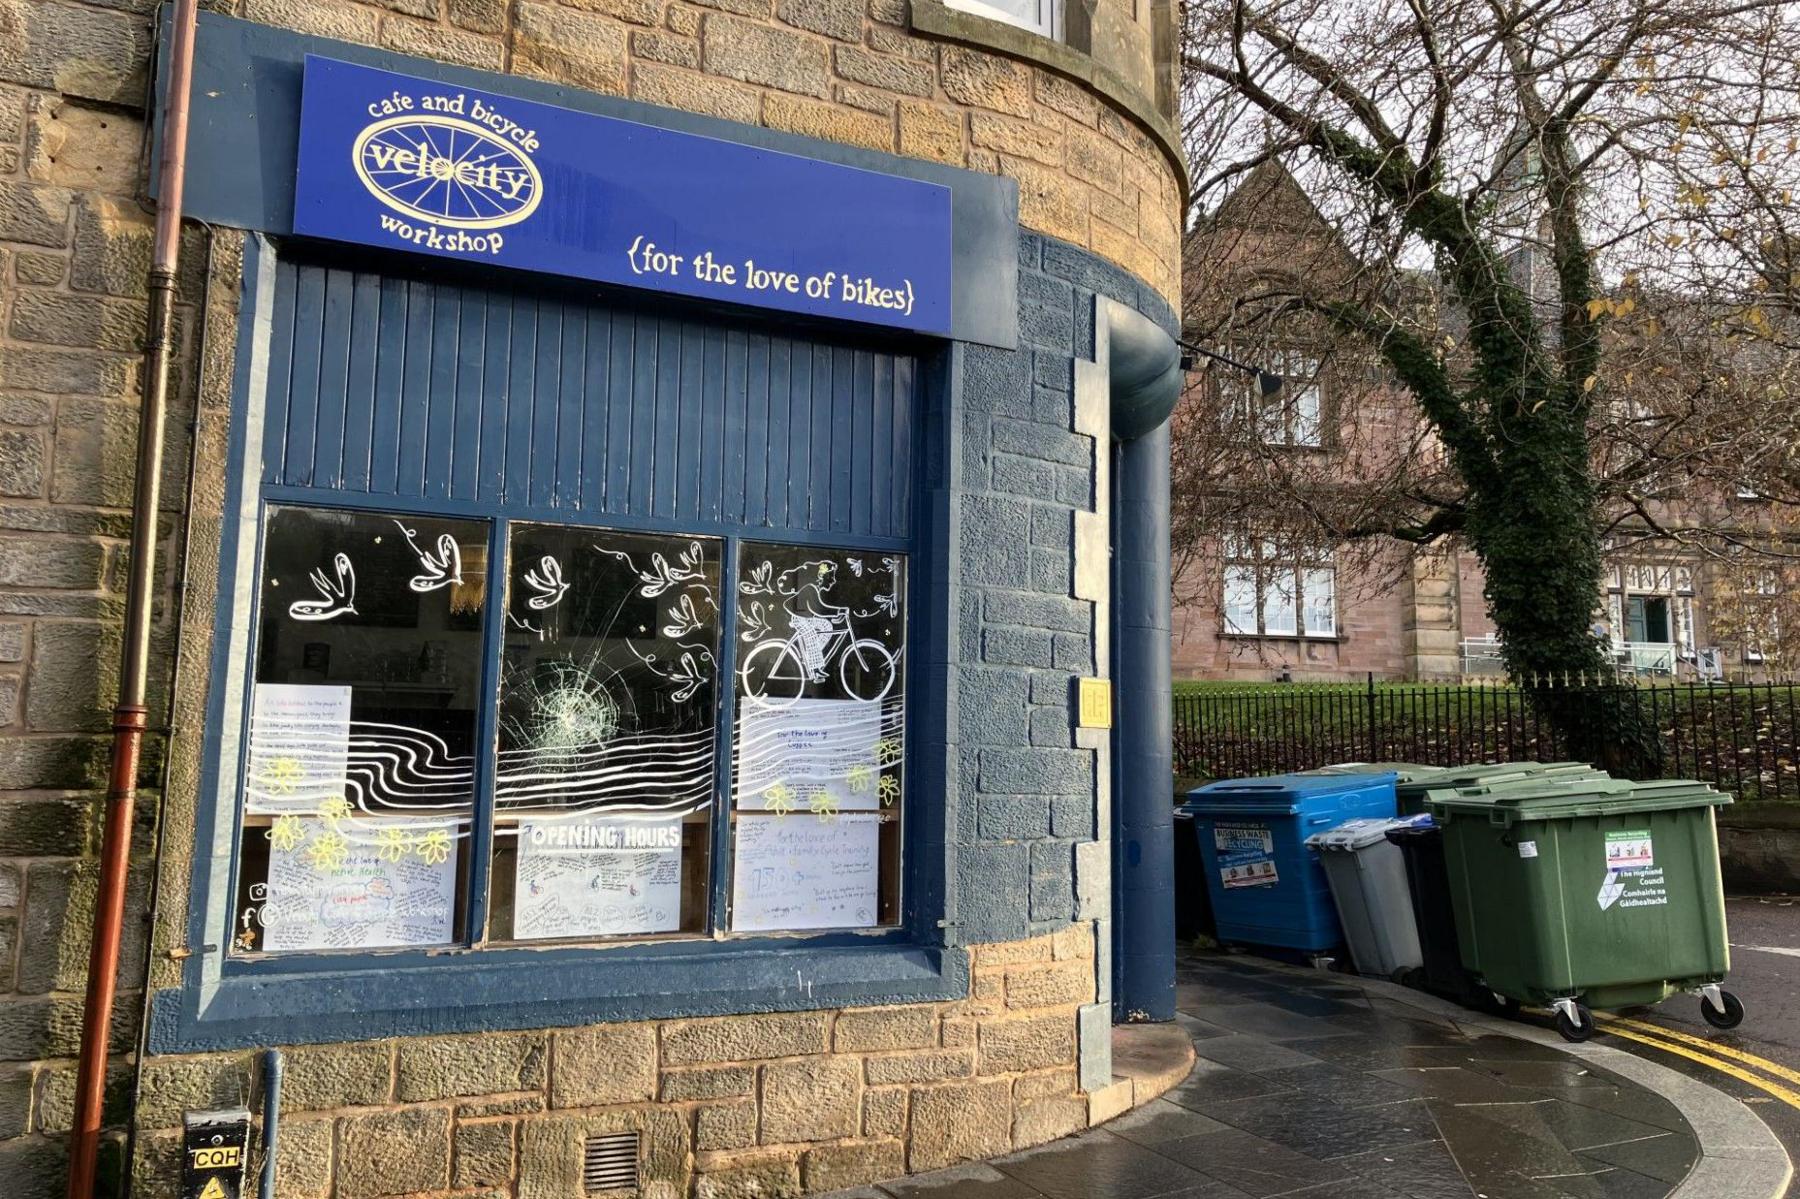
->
[1222,566,1258,635]
[487,526,720,942]
[1263,568,1298,636]
[943,0,1053,36]
[731,546,905,932]
[1302,568,1336,637]
[1291,383,1322,446]
[234,506,487,955]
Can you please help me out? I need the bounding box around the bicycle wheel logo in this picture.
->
[352,115,543,230]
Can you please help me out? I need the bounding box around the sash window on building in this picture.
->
[1221,538,1336,638]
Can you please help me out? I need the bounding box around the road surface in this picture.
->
[1592,896,1800,1197]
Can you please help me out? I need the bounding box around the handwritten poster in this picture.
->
[731,813,880,932]
[513,817,684,939]
[247,683,353,810]
[736,698,882,812]
[261,822,458,951]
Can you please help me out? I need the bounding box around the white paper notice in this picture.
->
[260,823,458,951]
[513,817,684,939]
[247,683,353,812]
[731,813,880,931]
[736,698,882,812]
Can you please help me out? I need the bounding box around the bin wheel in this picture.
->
[1701,990,1744,1030]
[1555,1003,1596,1043]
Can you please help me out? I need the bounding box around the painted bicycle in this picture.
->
[738,625,898,708]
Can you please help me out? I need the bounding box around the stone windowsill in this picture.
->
[1217,632,1344,644]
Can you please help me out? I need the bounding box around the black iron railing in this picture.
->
[1173,676,1800,802]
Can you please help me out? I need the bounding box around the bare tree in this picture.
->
[1179,0,1800,720]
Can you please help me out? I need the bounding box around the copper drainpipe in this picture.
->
[67,0,202,1193]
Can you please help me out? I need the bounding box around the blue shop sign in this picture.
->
[293,56,953,334]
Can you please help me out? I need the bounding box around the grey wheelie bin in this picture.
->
[1307,815,1433,979]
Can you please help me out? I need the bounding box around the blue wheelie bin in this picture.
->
[1181,772,1400,954]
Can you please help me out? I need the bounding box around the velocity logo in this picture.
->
[352,115,542,231]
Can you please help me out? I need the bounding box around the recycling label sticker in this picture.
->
[1598,829,1668,910]
[1214,822,1279,889]
[1605,829,1655,872]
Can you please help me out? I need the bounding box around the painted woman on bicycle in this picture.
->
[775,560,850,683]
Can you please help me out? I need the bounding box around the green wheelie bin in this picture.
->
[1429,776,1738,1042]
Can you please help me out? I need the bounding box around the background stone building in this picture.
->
[1170,165,1793,684]
[0,0,1189,1192]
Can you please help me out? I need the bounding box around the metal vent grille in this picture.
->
[583,1131,641,1194]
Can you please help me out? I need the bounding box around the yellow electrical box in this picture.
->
[1077,677,1112,729]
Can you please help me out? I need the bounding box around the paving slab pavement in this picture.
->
[819,948,1789,1199]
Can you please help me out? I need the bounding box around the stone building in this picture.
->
[0,0,1189,1192]
[1170,164,1790,684]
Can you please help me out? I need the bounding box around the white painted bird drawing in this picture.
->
[524,555,568,610]
[289,553,357,622]
[398,522,463,593]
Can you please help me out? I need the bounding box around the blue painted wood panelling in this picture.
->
[261,259,917,540]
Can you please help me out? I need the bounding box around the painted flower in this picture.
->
[318,795,353,826]
[306,831,349,873]
[874,739,903,767]
[847,763,875,794]
[762,783,795,815]
[375,825,414,863]
[415,828,454,866]
[266,814,307,852]
[258,756,306,795]
[877,775,901,807]
[807,787,839,822]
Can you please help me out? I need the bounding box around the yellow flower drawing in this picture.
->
[807,786,839,822]
[877,775,901,807]
[318,795,354,826]
[846,763,875,794]
[306,831,349,873]
[266,814,307,852]
[762,783,796,815]
[375,825,414,863]
[258,756,306,795]
[874,738,902,767]
[415,828,454,866]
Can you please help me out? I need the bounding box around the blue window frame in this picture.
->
[152,238,967,1053]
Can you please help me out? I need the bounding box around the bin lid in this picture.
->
[1429,777,1727,824]
[1301,762,1438,783]
[1306,813,1433,850]
[1384,815,1440,842]
[1183,770,1400,815]
[1396,762,1603,796]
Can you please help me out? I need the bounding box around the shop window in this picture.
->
[487,525,721,943]
[731,544,906,931]
[234,505,487,954]
[231,506,905,956]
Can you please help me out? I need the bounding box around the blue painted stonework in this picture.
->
[944,232,1172,950]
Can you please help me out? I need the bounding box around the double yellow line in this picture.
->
[1594,1012,1800,1110]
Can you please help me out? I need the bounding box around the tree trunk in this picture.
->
[1468,438,1666,777]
